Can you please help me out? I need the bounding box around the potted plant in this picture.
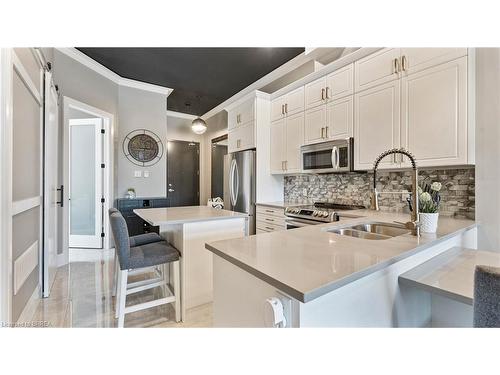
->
[126,188,136,199]
[418,181,442,233]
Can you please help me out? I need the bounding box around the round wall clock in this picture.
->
[122,129,164,167]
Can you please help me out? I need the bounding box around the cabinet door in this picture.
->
[354,48,400,92]
[354,80,401,170]
[326,63,354,101]
[400,48,467,76]
[270,119,286,174]
[326,95,353,140]
[238,98,255,126]
[228,121,255,153]
[227,108,239,130]
[285,112,304,173]
[305,76,327,110]
[271,96,286,122]
[285,86,304,115]
[304,105,327,145]
[401,56,467,167]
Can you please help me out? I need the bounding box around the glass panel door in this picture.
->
[69,118,103,248]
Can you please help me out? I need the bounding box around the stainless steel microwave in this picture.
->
[301,138,354,173]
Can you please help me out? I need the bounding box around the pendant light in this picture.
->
[190,95,207,134]
[191,117,207,134]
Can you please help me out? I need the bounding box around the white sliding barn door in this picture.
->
[43,71,59,297]
[68,118,103,249]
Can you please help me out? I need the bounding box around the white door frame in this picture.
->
[62,96,113,265]
[68,117,104,249]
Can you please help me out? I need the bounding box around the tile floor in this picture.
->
[29,249,212,328]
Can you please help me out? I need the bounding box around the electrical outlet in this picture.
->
[134,170,142,178]
[143,171,150,178]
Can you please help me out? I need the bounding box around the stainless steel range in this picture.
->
[284,202,365,229]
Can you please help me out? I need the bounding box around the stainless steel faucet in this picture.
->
[370,148,420,236]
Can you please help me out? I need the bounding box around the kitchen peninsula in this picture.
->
[206,210,477,327]
[134,206,248,320]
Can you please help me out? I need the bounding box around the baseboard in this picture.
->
[16,285,40,323]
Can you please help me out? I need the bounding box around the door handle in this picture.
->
[168,188,175,192]
[332,146,338,170]
[56,185,64,207]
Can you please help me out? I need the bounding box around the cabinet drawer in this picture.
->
[257,214,285,227]
[256,205,285,218]
[355,48,400,92]
[256,221,285,232]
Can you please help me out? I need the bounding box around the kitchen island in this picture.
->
[134,206,248,321]
[205,209,477,327]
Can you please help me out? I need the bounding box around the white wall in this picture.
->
[475,48,500,252]
[117,86,168,198]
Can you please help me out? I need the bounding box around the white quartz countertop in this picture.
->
[399,247,500,305]
[205,209,476,303]
[134,206,248,226]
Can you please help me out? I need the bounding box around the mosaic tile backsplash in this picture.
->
[284,168,475,219]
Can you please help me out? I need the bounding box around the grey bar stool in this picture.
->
[109,211,181,327]
[473,265,500,328]
[109,208,164,297]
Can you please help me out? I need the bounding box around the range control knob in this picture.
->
[322,211,329,218]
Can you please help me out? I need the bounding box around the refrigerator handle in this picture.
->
[234,160,239,206]
[230,159,237,206]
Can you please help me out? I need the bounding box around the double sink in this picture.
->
[328,222,410,240]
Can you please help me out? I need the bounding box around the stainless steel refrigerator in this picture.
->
[224,150,256,235]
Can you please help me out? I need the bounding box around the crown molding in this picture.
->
[223,90,270,112]
[166,110,197,120]
[55,48,173,96]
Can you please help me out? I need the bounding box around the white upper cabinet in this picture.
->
[305,76,327,110]
[285,86,305,115]
[401,56,468,167]
[355,48,401,92]
[270,118,286,173]
[271,86,304,122]
[271,96,287,122]
[399,48,467,76]
[304,105,327,145]
[354,80,401,170]
[326,95,353,140]
[284,112,304,173]
[270,113,304,174]
[228,97,255,130]
[326,64,354,101]
[228,121,255,153]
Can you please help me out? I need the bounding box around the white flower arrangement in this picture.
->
[418,180,442,213]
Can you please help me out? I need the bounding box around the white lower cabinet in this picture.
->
[354,80,401,170]
[401,56,468,167]
[270,112,304,174]
[256,205,286,233]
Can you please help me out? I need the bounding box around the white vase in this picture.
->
[420,212,439,233]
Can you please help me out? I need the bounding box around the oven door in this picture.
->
[285,218,320,230]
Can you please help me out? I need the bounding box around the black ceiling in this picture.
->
[77,48,305,116]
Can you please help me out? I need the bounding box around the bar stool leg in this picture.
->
[117,269,128,328]
[173,260,181,322]
[112,252,118,297]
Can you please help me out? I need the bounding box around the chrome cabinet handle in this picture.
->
[284,160,287,170]
[325,126,329,138]
[281,104,284,115]
[168,188,175,192]
[325,87,329,99]
[393,58,398,74]
[265,218,274,222]
[321,127,325,138]
[265,227,274,231]
[402,55,407,71]
[56,185,64,207]
[321,88,325,100]
[285,103,288,113]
